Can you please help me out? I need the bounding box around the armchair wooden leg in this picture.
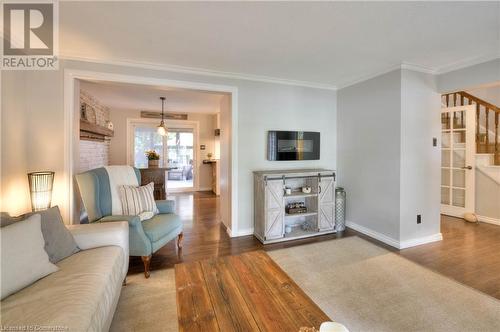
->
[177,232,184,249]
[141,255,152,278]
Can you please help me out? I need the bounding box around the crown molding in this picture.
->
[433,53,500,75]
[338,62,437,90]
[59,54,338,91]
[400,62,436,74]
[337,54,499,90]
[60,52,499,93]
[336,63,402,90]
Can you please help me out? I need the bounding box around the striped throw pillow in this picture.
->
[119,182,159,219]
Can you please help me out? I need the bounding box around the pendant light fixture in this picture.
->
[157,96,167,136]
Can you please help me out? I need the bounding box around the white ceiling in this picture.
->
[60,2,499,88]
[80,80,225,114]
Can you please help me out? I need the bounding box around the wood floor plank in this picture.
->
[223,254,299,332]
[175,262,219,332]
[199,258,261,332]
[241,250,330,329]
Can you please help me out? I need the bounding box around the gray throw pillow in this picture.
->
[0,206,79,263]
[0,212,17,227]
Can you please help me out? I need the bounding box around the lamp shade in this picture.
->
[157,122,167,136]
[27,171,55,212]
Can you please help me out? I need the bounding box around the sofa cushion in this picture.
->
[142,213,182,243]
[0,207,80,263]
[1,246,124,332]
[1,214,59,300]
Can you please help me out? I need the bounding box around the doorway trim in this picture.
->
[64,68,239,236]
[126,118,200,192]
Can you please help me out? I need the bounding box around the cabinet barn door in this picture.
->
[318,177,335,231]
[265,179,284,240]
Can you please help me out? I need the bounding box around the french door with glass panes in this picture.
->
[441,105,475,217]
[130,122,196,191]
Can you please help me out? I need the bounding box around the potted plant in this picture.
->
[145,150,160,168]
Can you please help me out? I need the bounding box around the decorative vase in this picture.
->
[148,160,159,168]
[335,187,346,232]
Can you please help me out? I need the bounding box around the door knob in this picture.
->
[461,166,473,170]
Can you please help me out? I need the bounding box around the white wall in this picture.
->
[437,58,500,93]
[108,108,216,190]
[338,70,402,241]
[338,69,442,247]
[108,108,137,165]
[1,59,337,233]
[1,70,69,218]
[400,70,441,243]
[466,85,500,107]
[1,71,30,216]
[475,169,500,220]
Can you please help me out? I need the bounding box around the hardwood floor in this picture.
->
[400,215,500,299]
[175,251,330,331]
[129,191,500,300]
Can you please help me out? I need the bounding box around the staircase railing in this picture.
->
[442,91,500,165]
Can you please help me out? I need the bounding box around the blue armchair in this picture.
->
[75,167,183,278]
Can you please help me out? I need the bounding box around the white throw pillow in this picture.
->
[119,182,159,220]
[1,214,59,300]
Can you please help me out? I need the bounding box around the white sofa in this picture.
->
[1,222,129,332]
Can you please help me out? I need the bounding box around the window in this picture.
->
[166,129,194,168]
[134,126,166,168]
[131,123,195,190]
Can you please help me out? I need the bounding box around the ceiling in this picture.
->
[60,2,499,88]
[80,80,225,114]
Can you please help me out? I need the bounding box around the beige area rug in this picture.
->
[110,269,178,332]
[268,236,500,332]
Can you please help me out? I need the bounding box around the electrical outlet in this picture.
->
[417,214,422,224]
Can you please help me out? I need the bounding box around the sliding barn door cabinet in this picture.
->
[254,169,336,244]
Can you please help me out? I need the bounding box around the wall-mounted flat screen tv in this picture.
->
[268,131,320,161]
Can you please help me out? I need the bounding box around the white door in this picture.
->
[166,128,195,191]
[128,119,200,192]
[318,177,335,231]
[441,105,475,217]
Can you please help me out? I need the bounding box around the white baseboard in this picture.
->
[399,233,443,249]
[223,224,254,238]
[232,228,254,237]
[477,215,500,226]
[346,221,400,248]
[346,220,443,249]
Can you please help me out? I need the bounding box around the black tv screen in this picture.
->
[268,131,320,161]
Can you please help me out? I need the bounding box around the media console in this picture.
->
[253,169,336,244]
